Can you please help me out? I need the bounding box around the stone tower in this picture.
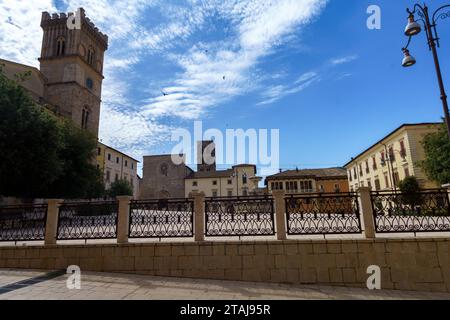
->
[39,8,108,137]
[197,140,216,172]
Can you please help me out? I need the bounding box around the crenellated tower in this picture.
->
[39,8,108,137]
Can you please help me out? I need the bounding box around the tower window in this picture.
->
[56,37,65,56]
[87,48,95,66]
[81,107,89,130]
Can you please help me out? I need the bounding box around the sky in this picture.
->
[1,0,449,178]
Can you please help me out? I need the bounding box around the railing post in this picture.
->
[45,199,63,246]
[357,187,376,239]
[117,196,132,244]
[443,184,450,206]
[272,190,287,240]
[193,192,205,242]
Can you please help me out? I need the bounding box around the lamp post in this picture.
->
[402,3,450,139]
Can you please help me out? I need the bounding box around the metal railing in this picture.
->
[205,196,275,237]
[129,199,194,238]
[371,190,450,233]
[0,204,47,242]
[57,201,118,240]
[285,193,362,235]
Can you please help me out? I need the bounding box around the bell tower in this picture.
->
[39,8,108,137]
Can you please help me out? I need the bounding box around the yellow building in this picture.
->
[266,168,350,195]
[344,123,441,191]
[184,165,262,198]
[97,142,140,198]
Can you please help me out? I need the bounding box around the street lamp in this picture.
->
[401,3,450,139]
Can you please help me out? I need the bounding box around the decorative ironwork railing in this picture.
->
[371,190,450,233]
[285,193,362,235]
[57,201,118,240]
[129,199,194,238]
[0,204,48,242]
[205,196,275,237]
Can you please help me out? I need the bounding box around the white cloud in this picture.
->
[0,0,329,160]
[258,71,320,105]
[330,55,358,65]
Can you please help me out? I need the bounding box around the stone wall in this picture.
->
[1,238,449,292]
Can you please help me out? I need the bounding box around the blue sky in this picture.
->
[1,0,449,177]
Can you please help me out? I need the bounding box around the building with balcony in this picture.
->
[265,168,349,194]
[344,123,441,191]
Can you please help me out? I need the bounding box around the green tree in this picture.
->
[0,66,105,199]
[47,120,105,199]
[107,179,133,198]
[419,123,450,185]
[398,176,422,208]
[0,66,63,198]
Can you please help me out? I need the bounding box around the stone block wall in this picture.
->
[0,238,449,292]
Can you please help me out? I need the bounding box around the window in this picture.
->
[319,185,324,193]
[108,154,111,161]
[365,160,370,174]
[87,48,95,66]
[353,168,357,180]
[131,163,134,169]
[334,183,341,193]
[393,171,400,187]
[348,171,352,182]
[381,151,386,166]
[242,174,247,184]
[367,180,372,189]
[131,177,134,188]
[96,164,100,170]
[384,173,390,188]
[388,146,395,161]
[192,181,198,187]
[86,78,93,90]
[227,179,232,185]
[400,140,407,158]
[125,160,128,167]
[115,173,119,182]
[242,189,248,196]
[404,167,410,177]
[116,157,119,164]
[359,164,363,176]
[106,170,110,182]
[81,107,89,129]
[372,156,377,170]
[212,190,218,197]
[212,180,217,186]
[97,147,101,156]
[374,178,381,191]
[227,190,233,197]
[56,37,65,56]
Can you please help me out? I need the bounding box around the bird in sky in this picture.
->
[161,91,169,96]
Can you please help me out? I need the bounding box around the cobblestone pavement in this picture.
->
[0,269,449,300]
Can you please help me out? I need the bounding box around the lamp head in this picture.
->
[402,48,416,67]
[405,14,422,36]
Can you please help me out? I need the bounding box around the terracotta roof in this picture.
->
[266,167,347,180]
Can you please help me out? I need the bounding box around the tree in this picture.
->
[0,66,63,198]
[419,123,450,185]
[47,120,105,199]
[0,66,105,199]
[107,179,133,198]
[398,176,422,208]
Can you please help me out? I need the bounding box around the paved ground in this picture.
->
[0,269,449,300]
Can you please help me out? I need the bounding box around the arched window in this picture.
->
[81,106,90,130]
[56,37,65,56]
[87,47,95,66]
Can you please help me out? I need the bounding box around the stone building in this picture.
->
[139,155,194,199]
[1,8,108,137]
[266,168,350,195]
[96,142,140,198]
[344,123,441,191]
